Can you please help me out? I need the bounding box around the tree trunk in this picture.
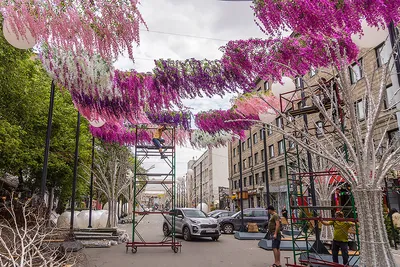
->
[320,198,333,241]
[353,188,396,267]
[107,198,118,228]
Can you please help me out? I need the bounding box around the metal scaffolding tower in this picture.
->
[126,126,182,254]
[280,80,360,267]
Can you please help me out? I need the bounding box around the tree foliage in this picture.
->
[0,19,92,208]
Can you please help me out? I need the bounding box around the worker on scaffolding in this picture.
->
[321,211,355,265]
[152,125,167,159]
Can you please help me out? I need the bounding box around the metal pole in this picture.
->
[263,125,271,207]
[70,112,81,231]
[88,136,95,228]
[200,161,203,211]
[238,140,245,232]
[263,125,271,219]
[40,80,56,200]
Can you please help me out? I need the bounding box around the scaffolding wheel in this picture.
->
[131,247,137,254]
[172,246,179,253]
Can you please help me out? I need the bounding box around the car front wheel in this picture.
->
[183,226,192,241]
[163,224,170,237]
[222,223,234,234]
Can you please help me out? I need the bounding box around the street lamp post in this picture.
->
[88,136,95,228]
[262,125,271,212]
[238,140,245,232]
[70,112,81,231]
[200,161,203,212]
[40,80,55,200]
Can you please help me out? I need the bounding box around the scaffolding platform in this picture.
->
[125,126,182,254]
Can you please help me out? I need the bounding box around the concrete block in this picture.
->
[234,232,267,240]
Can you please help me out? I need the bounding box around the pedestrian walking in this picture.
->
[282,206,288,220]
[267,205,281,267]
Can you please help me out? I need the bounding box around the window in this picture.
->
[242,142,245,151]
[310,67,317,77]
[254,153,259,164]
[244,177,247,187]
[295,76,302,88]
[278,140,285,155]
[249,175,253,186]
[276,117,283,129]
[261,149,265,161]
[233,148,236,157]
[386,84,398,109]
[253,210,267,217]
[247,138,251,148]
[269,145,275,158]
[248,156,253,167]
[234,180,237,189]
[279,165,285,178]
[289,140,295,149]
[376,41,391,67]
[316,121,324,137]
[269,168,275,180]
[262,171,266,183]
[260,129,265,140]
[234,164,237,173]
[255,173,259,185]
[242,210,252,217]
[355,100,366,120]
[388,129,400,144]
[349,59,363,84]
[253,133,258,144]
[267,124,273,135]
[243,159,246,169]
[264,81,270,91]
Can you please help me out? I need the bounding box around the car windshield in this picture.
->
[183,209,207,218]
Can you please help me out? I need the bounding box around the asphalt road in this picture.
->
[84,214,293,267]
[83,215,400,267]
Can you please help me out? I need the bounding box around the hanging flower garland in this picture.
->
[233,91,281,117]
[252,0,400,37]
[153,58,255,96]
[145,111,192,130]
[220,36,358,83]
[195,109,258,135]
[90,122,190,146]
[1,0,146,61]
[190,130,236,149]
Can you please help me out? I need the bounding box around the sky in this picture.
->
[114,0,267,184]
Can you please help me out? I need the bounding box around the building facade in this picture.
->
[186,147,229,210]
[228,39,400,214]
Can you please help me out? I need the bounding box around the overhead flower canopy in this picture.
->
[2,0,399,148]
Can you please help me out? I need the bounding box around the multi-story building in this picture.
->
[228,38,400,213]
[186,147,229,210]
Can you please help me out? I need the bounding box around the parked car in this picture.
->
[163,208,221,241]
[207,210,226,217]
[210,211,235,219]
[219,208,269,234]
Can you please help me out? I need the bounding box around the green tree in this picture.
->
[0,18,92,210]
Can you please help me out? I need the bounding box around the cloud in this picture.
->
[115,0,265,186]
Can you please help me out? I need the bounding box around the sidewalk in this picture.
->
[391,249,400,265]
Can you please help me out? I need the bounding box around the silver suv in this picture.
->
[163,208,221,241]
